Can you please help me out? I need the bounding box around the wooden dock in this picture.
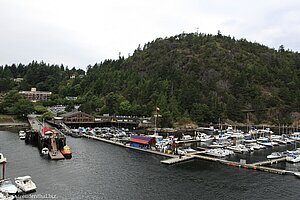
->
[83,134,299,177]
[49,151,65,160]
[161,156,194,165]
[176,140,201,144]
[251,157,286,166]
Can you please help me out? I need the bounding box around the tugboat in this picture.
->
[60,145,72,159]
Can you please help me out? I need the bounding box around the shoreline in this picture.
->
[0,122,29,128]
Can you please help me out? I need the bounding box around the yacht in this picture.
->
[0,179,18,194]
[14,176,37,193]
[18,131,26,140]
[0,153,7,163]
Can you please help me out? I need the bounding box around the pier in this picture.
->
[26,115,66,160]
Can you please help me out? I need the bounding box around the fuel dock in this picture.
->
[25,115,66,160]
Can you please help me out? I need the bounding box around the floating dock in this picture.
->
[83,134,176,158]
[160,156,194,165]
[82,134,298,177]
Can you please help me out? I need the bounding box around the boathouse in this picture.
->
[129,135,156,149]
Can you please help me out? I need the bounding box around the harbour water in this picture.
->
[1,130,300,200]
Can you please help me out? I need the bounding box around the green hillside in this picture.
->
[1,32,300,127]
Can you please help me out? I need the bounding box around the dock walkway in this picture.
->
[83,134,176,158]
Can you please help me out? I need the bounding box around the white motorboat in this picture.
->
[0,153,7,163]
[181,134,193,141]
[226,144,248,154]
[206,148,234,157]
[257,137,273,148]
[183,147,197,153]
[290,132,300,141]
[0,192,15,200]
[15,176,37,193]
[286,151,300,163]
[19,131,26,140]
[0,179,18,194]
[195,132,214,142]
[267,152,284,159]
[294,172,300,178]
[41,147,49,155]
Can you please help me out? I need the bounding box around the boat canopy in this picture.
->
[130,136,156,145]
[15,176,32,181]
[41,127,53,134]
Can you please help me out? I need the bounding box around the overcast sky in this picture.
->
[1,0,300,70]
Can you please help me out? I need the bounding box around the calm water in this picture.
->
[1,130,300,200]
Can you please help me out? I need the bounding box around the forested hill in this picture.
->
[83,33,300,126]
[1,33,300,127]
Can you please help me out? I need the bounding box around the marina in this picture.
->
[1,129,300,199]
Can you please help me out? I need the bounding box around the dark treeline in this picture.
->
[1,32,300,127]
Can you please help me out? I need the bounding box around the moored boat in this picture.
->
[294,172,300,178]
[0,153,7,163]
[41,147,49,156]
[0,192,15,200]
[14,176,36,193]
[60,145,72,159]
[0,179,18,195]
[267,152,285,159]
[286,151,300,163]
[257,137,273,148]
[18,131,26,140]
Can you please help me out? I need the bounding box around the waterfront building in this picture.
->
[129,135,156,148]
[19,88,52,101]
[62,111,95,123]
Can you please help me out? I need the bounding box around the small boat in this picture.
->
[195,132,214,142]
[257,137,273,148]
[0,153,7,163]
[41,147,49,156]
[18,131,26,140]
[61,145,72,159]
[267,152,284,159]
[181,134,193,141]
[183,147,197,153]
[0,179,18,194]
[0,192,16,200]
[14,176,37,193]
[286,151,300,163]
[206,148,234,157]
